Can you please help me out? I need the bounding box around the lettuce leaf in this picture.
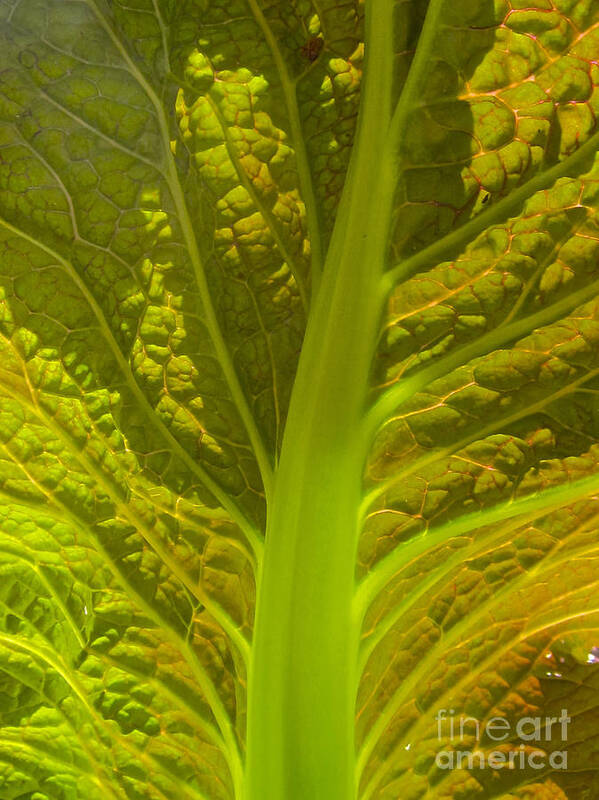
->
[0,1,598,799]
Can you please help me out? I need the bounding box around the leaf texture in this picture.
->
[1,1,599,799]
[357,2,599,798]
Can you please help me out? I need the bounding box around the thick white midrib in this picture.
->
[245,2,399,798]
[0,215,261,553]
[85,0,274,500]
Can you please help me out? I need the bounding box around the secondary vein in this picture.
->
[85,0,275,501]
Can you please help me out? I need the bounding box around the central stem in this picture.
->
[245,3,397,797]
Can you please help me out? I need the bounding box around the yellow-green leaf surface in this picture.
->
[0,1,598,799]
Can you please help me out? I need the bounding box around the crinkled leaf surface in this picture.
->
[0,1,598,799]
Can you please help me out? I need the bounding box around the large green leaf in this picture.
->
[0,1,598,799]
